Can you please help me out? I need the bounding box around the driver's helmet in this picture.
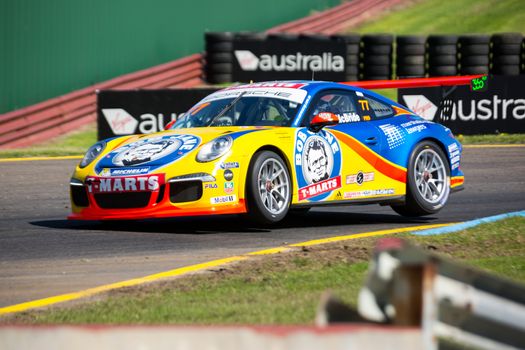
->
[313,102,333,116]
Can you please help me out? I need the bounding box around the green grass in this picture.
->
[7,217,524,325]
[353,0,525,34]
[0,126,95,158]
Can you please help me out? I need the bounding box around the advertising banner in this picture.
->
[232,37,347,82]
[398,76,525,134]
[97,89,219,140]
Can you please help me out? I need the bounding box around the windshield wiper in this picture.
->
[207,91,246,126]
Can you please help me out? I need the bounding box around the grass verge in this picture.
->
[0,126,95,158]
[352,0,525,34]
[5,217,524,325]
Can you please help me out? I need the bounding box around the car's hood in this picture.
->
[94,126,269,174]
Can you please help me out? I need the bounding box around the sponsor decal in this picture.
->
[337,112,361,123]
[220,162,240,169]
[202,87,307,105]
[224,169,234,181]
[448,142,461,170]
[86,174,164,193]
[100,167,151,177]
[224,82,306,90]
[211,195,236,205]
[379,124,406,149]
[298,176,341,201]
[295,129,342,201]
[346,171,374,185]
[400,120,430,134]
[224,181,234,194]
[234,50,344,73]
[402,95,438,121]
[96,135,200,174]
[344,188,395,199]
[204,183,218,189]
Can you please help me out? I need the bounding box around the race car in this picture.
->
[69,81,464,224]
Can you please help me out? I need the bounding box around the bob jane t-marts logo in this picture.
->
[234,50,344,72]
[295,129,342,201]
[95,135,200,174]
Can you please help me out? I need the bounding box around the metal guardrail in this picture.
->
[318,237,525,349]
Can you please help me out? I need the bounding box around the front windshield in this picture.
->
[171,86,307,129]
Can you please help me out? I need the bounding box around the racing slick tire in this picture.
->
[247,151,291,225]
[391,141,450,217]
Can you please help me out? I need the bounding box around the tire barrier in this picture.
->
[396,35,426,78]
[332,34,360,82]
[204,32,235,84]
[426,35,458,77]
[490,32,523,76]
[361,34,393,80]
[458,35,490,75]
[205,32,525,84]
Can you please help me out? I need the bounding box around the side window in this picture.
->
[365,96,394,119]
[306,90,361,124]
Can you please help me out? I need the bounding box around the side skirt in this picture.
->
[291,195,406,209]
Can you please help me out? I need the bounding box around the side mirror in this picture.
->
[164,119,176,130]
[309,112,339,133]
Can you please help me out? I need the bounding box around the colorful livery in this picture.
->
[69,81,464,224]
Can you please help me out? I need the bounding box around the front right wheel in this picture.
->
[246,151,291,225]
[392,141,450,217]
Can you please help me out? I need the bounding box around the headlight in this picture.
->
[196,136,233,162]
[79,141,106,168]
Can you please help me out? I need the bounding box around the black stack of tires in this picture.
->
[458,35,490,75]
[332,34,360,81]
[204,32,235,84]
[427,35,458,77]
[490,33,523,76]
[395,35,426,78]
[361,34,393,80]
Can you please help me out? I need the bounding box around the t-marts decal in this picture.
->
[295,129,342,201]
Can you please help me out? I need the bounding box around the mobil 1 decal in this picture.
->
[95,134,200,174]
[295,128,342,201]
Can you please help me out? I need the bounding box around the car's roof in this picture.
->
[218,80,406,110]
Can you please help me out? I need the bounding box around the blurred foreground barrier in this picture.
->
[317,238,525,350]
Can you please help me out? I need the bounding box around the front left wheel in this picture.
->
[247,151,291,224]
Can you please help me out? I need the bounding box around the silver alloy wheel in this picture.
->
[414,149,448,204]
[257,158,290,215]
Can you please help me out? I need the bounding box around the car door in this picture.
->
[294,89,383,204]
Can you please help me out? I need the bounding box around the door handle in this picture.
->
[365,137,378,145]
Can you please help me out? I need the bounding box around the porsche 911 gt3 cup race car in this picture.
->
[69,81,464,224]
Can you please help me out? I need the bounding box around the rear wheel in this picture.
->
[247,151,291,224]
[392,141,450,217]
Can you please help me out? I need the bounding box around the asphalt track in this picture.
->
[0,146,524,308]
